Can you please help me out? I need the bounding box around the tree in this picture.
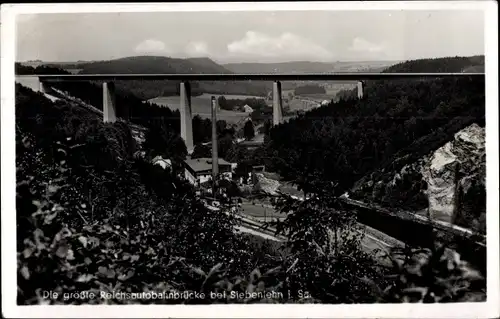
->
[191,144,212,159]
[216,120,228,137]
[143,123,187,161]
[218,179,242,200]
[262,120,272,143]
[193,116,213,144]
[234,160,252,181]
[218,95,228,110]
[243,120,255,140]
[267,187,383,303]
[364,233,486,303]
[225,143,250,164]
[218,134,234,160]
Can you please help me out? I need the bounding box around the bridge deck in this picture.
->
[22,72,485,82]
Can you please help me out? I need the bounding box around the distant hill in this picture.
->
[335,55,486,101]
[223,61,337,73]
[22,60,97,69]
[77,56,233,74]
[462,65,485,73]
[383,55,485,73]
[223,60,400,74]
[24,56,270,100]
[333,61,402,72]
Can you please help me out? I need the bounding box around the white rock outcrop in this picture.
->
[152,156,172,170]
[421,124,485,224]
[253,173,281,195]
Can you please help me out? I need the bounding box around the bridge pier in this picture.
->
[272,81,283,126]
[357,81,364,99]
[180,81,194,154]
[103,82,117,123]
[39,80,50,94]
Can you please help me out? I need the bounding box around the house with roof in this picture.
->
[242,104,254,113]
[152,155,172,170]
[183,157,234,186]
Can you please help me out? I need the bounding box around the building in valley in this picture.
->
[183,157,233,186]
[242,104,254,113]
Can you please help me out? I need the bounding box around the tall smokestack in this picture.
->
[211,96,219,197]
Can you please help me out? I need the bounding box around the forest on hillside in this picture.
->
[334,55,485,101]
[383,56,485,73]
[249,57,485,213]
[258,75,484,197]
[294,84,326,95]
[189,58,487,232]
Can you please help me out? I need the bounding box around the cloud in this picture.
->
[227,31,334,61]
[185,41,209,57]
[348,37,384,53]
[134,39,170,54]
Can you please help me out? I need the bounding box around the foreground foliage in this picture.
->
[16,85,270,304]
[366,241,486,303]
[267,192,388,303]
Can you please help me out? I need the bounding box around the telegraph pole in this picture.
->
[211,96,219,199]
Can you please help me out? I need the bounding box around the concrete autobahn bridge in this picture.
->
[16,72,485,267]
[16,72,484,154]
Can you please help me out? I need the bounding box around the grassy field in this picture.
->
[146,82,357,123]
[148,93,265,124]
[66,68,83,74]
[240,201,283,217]
[238,179,304,222]
[283,83,358,111]
[239,199,287,224]
[287,99,320,112]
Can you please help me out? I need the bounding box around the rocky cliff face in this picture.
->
[352,123,486,232]
[422,123,486,227]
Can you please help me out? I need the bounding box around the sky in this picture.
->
[15,10,484,63]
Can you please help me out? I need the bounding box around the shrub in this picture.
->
[363,239,486,303]
[15,86,270,304]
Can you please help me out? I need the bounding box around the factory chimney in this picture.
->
[211,96,219,197]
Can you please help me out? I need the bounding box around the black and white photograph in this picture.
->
[1,2,498,318]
